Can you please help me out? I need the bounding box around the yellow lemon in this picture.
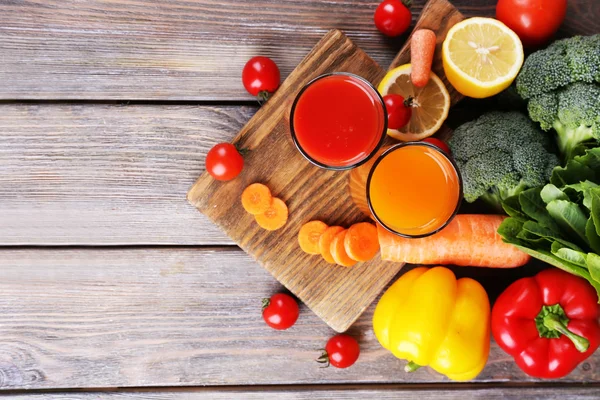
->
[378,64,450,141]
[442,17,524,98]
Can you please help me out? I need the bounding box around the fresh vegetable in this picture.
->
[344,222,379,262]
[206,143,244,181]
[378,214,530,268]
[410,29,436,88]
[254,197,288,231]
[515,35,600,161]
[442,17,524,98]
[330,230,357,268]
[496,0,567,48]
[498,148,600,297]
[383,94,412,130]
[422,137,450,155]
[262,293,299,330]
[448,111,559,211]
[319,226,345,264]
[242,56,281,101]
[378,64,450,141]
[241,183,273,215]
[373,266,490,381]
[374,0,412,38]
[317,334,360,369]
[298,221,329,255]
[492,268,600,378]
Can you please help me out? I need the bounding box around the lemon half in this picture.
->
[442,17,524,98]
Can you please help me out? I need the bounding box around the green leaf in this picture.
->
[497,218,526,244]
[591,191,600,236]
[546,200,589,246]
[551,241,588,267]
[540,184,568,204]
[522,220,582,251]
[585,217,600,254]
[563,181,599,210]
[551,159,596,187]
[519,188,559,231]
[502,195,527,221]
[517,229,550,246]
[587,253,600,286]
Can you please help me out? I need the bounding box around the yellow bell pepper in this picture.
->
[373,266,490,381]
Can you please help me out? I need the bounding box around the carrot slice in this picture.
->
[330,230,357,268]
[242,183,273,215]
[298,220,329,255]
[344,222,380,262]
[255,197,288,231]
[319,226,344,263]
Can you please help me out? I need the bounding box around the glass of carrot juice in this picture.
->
[290,72,387,170]
[367,142,462,238]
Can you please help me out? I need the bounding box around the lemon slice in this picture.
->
[378,64,450,141]
[442,17,524,99]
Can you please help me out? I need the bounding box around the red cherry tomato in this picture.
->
[374,0,412,37]
[317,334,360,369]
[242,56,281,98]
[422,137,451,155]
[383,94,412,130]
[496,0,567,48]
[262,293,299,330]
[205,143,244,181]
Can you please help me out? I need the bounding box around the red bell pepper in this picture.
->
[492,268,600,378]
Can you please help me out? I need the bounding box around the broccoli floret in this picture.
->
[449,111,560,211]
[527,82,600,161]
[516,35,600,99]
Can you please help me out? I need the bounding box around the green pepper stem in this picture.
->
[543,313,590,353]
[404,361,422,373]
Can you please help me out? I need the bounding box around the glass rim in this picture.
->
[289,72,388,171]
[366,141,464,239]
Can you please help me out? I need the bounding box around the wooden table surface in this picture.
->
[1,0,599,398]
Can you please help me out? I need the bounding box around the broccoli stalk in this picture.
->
[479,182,529,213]
[553,122,596,162]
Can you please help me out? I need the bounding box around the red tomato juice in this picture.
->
[291,74,386,169]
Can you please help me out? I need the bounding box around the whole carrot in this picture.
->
[410,29,436,87]
[378,214,530,268]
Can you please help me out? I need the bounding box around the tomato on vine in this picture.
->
[262,293,299,330]
[242,56,281,102]
[317,334,360,369]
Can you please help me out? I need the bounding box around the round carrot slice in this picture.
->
[344,222,380,262]
[319,226,344,264]
[298,220,329,255]
[241,183,273,215]
[254,197,288,231]
[330,230,357,268]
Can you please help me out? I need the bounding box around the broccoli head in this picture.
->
[448,111,560,211]
[527,82,600,161]
[516,34,600,99]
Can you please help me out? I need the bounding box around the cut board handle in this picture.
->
[389,0,465,106]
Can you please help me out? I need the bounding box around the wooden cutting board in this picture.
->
[188,0,464,332]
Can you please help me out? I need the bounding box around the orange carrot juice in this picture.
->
[367,143,461,237]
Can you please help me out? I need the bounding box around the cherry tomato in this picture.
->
[262,293,299,330]
[496,0,567,48]
[374,0,412,37]
[422,137,451,155]
[242,56,281,99]
[205,143,244,181]
[383,94,412,130]
[317,334,360,369]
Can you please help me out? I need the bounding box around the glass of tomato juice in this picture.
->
[290,73,387,170]
[367,142,463,238]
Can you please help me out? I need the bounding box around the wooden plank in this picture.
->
[188,29,396,333]
[0,103,256,245]
[5,386,600,399]
[0,248,599,389]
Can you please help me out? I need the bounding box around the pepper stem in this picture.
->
[543,313,590,353]
[404,361,422,372]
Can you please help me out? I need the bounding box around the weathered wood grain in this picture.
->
[0,104,258,245]
[0,248,598,390]
[188,29,395,333]
[5,386,600,399]
[0,0,593,100]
